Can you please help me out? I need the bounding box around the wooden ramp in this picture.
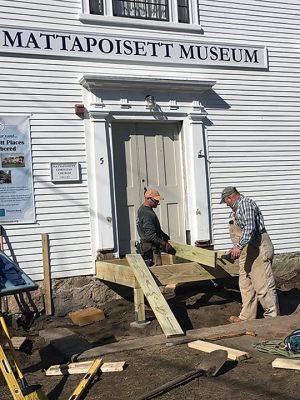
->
[126,254,184,338]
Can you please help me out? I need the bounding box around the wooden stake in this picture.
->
[41,233,53,315]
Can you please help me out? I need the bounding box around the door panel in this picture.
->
[112,122,185,255]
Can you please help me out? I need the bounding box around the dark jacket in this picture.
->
[136,205,169,246]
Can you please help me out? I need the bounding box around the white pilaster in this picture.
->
[184,111,211,244]
[87,109,115,256]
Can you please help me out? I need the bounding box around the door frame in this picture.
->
[81,74,215,259]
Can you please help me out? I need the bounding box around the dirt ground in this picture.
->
[1,272,300,400]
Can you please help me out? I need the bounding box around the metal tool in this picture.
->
[217,252,235,261]
[136,349,228,400]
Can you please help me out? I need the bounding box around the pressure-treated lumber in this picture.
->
[45,361,125,376]
[96,260,138,288]
[150,262,238,284]
[46,361,96,376]
[42,233,53,315]
[272,358,300,370]
[169,241,217,267]
[96,260,239,287]
[133,286,145,323]
[126,254,184,338]
[188,340,250,361]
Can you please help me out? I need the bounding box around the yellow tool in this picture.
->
[1,312,102,400]
[67,359,102,400]
[0,313,48,400]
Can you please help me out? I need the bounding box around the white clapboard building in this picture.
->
[0,0,299,280]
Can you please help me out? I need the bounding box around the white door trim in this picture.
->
[81,76,215,258]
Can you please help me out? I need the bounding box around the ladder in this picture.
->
[0,313,102,400]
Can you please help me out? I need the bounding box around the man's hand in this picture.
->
[230,246,242,258]
[164,242,176,255]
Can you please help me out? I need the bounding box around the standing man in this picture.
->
[136,188,176,267]
[220,186,279,322]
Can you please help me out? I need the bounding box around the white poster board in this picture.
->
[0,115,35,224]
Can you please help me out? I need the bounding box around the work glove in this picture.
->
[162,232,170,241]
[164,242,176,255]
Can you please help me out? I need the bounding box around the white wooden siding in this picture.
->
[0,44,93,278]
[199,0,300,252]
[0,0,299,280]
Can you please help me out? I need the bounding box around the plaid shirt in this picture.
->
[231,195,265,249]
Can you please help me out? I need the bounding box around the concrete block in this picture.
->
[69,307,105,327]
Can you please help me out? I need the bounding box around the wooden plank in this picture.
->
[126,254,184,338]
[96,260,239,287]
[167,329,256,347]
[41,233,53,316]
[188,340,250,361]
[272,358,300,370]
[101,361,126,372]
[96,261,138,288]
[150,262,239,285]
[45,361,95,376]
[103,259,129,266]
[77,335,166,361]
[169,241,217,267]
[161,253,174,265]
[45,361,125,376]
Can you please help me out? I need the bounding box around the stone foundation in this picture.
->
[273,252,300,279]
[3,251,300,317]
[4,276,127,317]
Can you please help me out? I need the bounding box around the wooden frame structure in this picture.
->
[96,244,239,338]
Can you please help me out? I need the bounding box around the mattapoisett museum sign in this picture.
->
[0,26,268,69]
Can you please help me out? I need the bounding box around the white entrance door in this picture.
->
[112,122,185,255]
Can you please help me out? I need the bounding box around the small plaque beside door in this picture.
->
[50,162,80,182]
